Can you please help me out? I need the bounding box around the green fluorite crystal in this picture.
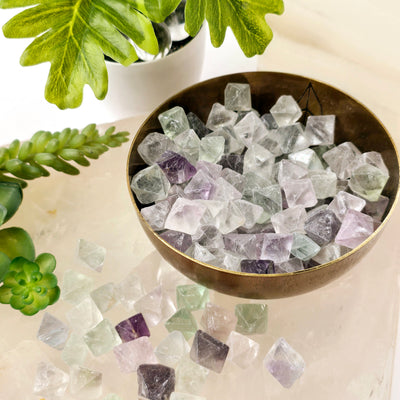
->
[235,304,268,335]
[165,308,198,340]
[176,284,209,311]
[290,233,321,261]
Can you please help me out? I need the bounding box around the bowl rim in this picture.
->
[126,70,400,279]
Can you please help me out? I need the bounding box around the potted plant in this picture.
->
[0,0,285,110]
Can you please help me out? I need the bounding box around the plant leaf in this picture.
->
[35,253,56,274]
[0,251,11,283]
[0,227,35,261]
[131,0,181,23]
[1,0,159,109]
[0,182,23,224]
[185,0,284,57]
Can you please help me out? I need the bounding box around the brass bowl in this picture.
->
[127,72,400,299]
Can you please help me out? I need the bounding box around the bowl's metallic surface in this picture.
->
[127,72,400,299]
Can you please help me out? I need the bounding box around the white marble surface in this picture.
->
[0,1,399,398]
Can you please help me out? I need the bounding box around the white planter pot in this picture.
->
[105,26,207,116]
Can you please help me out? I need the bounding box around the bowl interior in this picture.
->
[127,72,400,299]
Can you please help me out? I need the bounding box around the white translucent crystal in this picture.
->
[207,128,244,154]
[288,148,324,170]
[130,164,171,204]
[275,258,304,273]
[69,365,102,399]
[200,302,237,341]
[184,169,216,200]
[61,333,88,366]
[78,238,106,272]
[115,272,144,311]
[276,159,308,185]
[140,199,172,231]
[174,129,201,163]
[90,282,117,313]
[309,169,337,199]
[233,199,264,229]
[138,131,178,165]
[224,83,252,111]
[221,168,245,192]
[33,361,69,398]
[158,106,190,139]
[260,233,293,263]
[37,312,69,350]
[186,243,216,264]
[257,128,283,156]
[270,206,307,234]
[233,112,269,147]
[83,319,122,356]
[304,115,335,145]
[192,225,224,251]
[134,285,176,326]
[263,337,305,388]
[281,178,318,208]
[210,177,242,201]
[243,143,275,178]
[312,243,344,264]
[277,123,310,154]
[198,136,225,163]
[226,331,260,369]
[155,330,190,367]
[175,356,209,395]
[61,269,94,305]
[165,198,208,235]
[214,201,246,234]
[322,141,362,180]
[270,95,302,126]
[66,297,103,335]
[206,102,237,131]
[290,233,321,261]
[328,191,366,221]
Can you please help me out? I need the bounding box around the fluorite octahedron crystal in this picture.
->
[137,364,175,400]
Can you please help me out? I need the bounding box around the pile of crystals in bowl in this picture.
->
[130,83,390,274]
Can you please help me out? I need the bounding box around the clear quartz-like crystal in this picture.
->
[226,331,260,369]
[138,132,178,165]
[66,297,103,335]
[175,356,209,394]
[235,303,268,335]
[137,364,175,400]
[135,286,176,327]
[349,163,389,201]
[304,115,335,145]
[224,83,252,111]
[183,170,216,200]
[114,337,158,373]
[312,242,343,264]
[260,233,293,263]
[304,209,341,246]
[214,201,246,234]
[277,123,310,154]
[61,269,94,305]
[233,112,269,147]
[186,242,216,264]
[84,319,122,356]
[141,199,172,231]
[165,308,198,340]
[78,238,106,272]
[37,312,69,350]
[270,206,307,234]
[159,230,193,252]
[130,164,171,204]
[243,143,275,178]
[223,233,264,259]
[275,258,304,273]
[69,365,102,399]
[115,272,144,312]
[206,102,237,131]
[281,178,318,208]
[155,330,190,368]
[33,361,69,398]
[174,129,201,164]
[190,330,229,373]
[157,151,197,184]
[270,95,302,126]
[288,148,324,170]
[200,302,237,341]
[176,284,209,311]
[207,128,244,155]
[261,113,278,130]
[363,195,390,221]
[187,112,209,138]
[290,233,321,261]
[322,141,362,180]
[219,153,244,173]
[328,191,366,221]
[233,199,264,229]
[309,169,337,199]
[276,159,308,184]
[165,198,207,235]
[199,136,225,163]
[196,160,222,179]
[264,337,305,388]
[158,106,190,139]
[335,209,374,249]
[115,313,150,343]
[192,224,224,251]
[90,282,117,313]
[61,333,88,366]
[221,168,245,192]
[210,177,242,201]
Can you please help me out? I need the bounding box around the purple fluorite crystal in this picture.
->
[157,151,197,184]
[115,313,150,343]
[137,364,175,400]
[240,259,275,274]
[218,154,244,174]
[159,230,193,252]
[304,209,341,246]
[190,330,230,373]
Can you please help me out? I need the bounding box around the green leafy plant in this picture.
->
[0,124,129,315]
[0,0,284,109]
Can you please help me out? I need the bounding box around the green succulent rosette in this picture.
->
[0,253,60,316]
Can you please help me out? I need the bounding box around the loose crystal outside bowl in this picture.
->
[126,71,400,299]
